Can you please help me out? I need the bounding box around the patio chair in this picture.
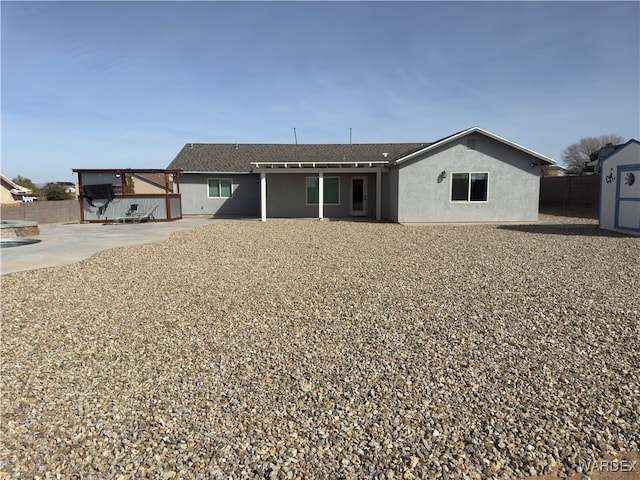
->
[114,203,139,223]
[124,203,139,219]
[134,205,158,223]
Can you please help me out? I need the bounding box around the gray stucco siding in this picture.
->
[385,169,399,222]
[180,173,260,216]
[396,135,541,223]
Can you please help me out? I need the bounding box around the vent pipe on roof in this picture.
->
[350,128,352,145]
[294,127,298,145]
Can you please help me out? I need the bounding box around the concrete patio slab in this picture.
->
[0,217,220,275]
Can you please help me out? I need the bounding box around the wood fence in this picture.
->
[540,175,600,210]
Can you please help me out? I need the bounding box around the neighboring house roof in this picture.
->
[1,174,33,195]
[541,165,568,177]
[132,172,174,191]
[392,127,557,166]
[599,139,640,164]
[168,143,429,173]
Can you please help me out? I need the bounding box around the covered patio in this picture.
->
[251,161,388,221]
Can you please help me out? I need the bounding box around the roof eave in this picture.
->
[393,127,557,166]
[599,138,640,164]
[180,170,253,175]
[73,168,183,175]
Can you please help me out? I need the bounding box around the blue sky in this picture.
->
[2,1,639,183]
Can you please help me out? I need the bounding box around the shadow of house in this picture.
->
[497,224,630,238]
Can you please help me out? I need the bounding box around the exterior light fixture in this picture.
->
[531,162,538,168]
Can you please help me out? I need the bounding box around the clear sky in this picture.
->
[1,1,639,184]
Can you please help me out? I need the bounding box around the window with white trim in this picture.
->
[306,176,340,205]
[451,172,488,202]
[208,178,232,198]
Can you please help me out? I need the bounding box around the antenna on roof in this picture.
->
[350,128,352,145]
[293,127,298,145]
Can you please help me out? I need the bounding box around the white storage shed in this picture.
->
[599,139,640,236]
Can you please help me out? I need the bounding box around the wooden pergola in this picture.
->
[72,168,183,223]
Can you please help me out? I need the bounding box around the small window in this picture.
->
[306,176,340,205]
[208,178,232,198]
[451,172,488,202]
[451,173,470,201]
[469,173,488,201]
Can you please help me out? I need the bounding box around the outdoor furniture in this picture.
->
[134,205,158,223]
[113,204,157,223]
[124,203,138,219]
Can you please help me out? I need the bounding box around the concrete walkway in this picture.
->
[0,217,219,275]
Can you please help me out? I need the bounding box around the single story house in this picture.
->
[168,127,556,223]
[1,174,35,204]
[599,139,640,236]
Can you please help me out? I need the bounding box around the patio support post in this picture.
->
[260,171,267,222]
[318,171,324,220]
[77,173,85,223]
[376,167,382,221]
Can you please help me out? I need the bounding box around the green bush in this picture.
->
[43,182,72,201]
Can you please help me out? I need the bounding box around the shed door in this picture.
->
[615,165,640,232]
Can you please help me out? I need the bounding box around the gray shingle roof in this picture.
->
[167,143,429,173]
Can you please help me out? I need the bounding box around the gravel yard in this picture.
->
[1,219,638,479]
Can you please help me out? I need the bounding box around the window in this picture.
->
[208,178,232,198]
[451,172,488,202]
[306,176,340,205]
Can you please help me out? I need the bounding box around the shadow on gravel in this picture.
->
[539,207,599,219]
[497,224,632,237]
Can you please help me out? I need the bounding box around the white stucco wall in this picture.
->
[396,133,543,223]
[600,141,640,236]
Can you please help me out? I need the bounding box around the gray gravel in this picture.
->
[1,219,638,479]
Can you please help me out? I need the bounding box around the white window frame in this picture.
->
[450,172,489,203]
[207,178,233,198]
[306,176,340,205]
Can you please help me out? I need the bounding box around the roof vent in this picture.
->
[467,138,476,150]
[189,143,193,149]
